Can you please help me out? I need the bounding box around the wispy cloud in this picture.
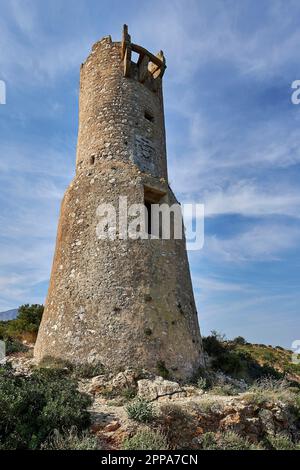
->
[0,0,94,85]
[203,223,300,262]
[203,181,300,218]
[0,0,299,347]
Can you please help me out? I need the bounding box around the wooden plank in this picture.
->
[121,24,131,60]
[138,54,149,83]
[131,43,164,68]
[124,46,131,77]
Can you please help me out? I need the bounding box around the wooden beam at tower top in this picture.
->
[121,25,167,79]
[131,43,165,70]
[121,24,131,60]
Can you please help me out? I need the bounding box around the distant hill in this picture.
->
[0,309,18,321]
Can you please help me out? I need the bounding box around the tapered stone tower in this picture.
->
[34,26,204,380]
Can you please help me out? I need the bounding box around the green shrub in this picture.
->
[244,377,293,406]
[289,393,300,419]
[158,403,196,449]
[267,434,300,450]
[5,304,43,338]
[203,332,283,382]
[197,377,208,390]
[121,387,137,400]
[41,427,99,450]
[233,336,246,345]
[159,403,188,422]
[15,304,44,332]
[199,431,260,450]
[123,429,168,450]
[197,399,224,414]
[202,333,225,356]
[5,338,29,354]
[0,366,92,449]
[0,305,44,348]
[244,384,294,407]
[254,376,289,392]
[126,398,155,423]
[209,384,239,396]
[212,350,245,376]
[243,390,273,406]
[190,366,213,389]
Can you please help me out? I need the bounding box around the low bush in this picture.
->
[41,427,99,450]
[0,365,92,449]
[123,429,168,450]
[243,377,294,406]
[199,431,260,450]
[159,403,189,422]
[190,366,213,389]
[126,398,155,423]
[5,338,29,354]
[197,377,208,390]
[209,384,239,396]
[158,403,196,449]
[197,399,224,414]
[0,305,44,351]
[202,332,226,357]
[232,336,247,345]
[3,304,43,339]
[266,434,300,450]
[289,393,300,419]
[202,332,283,382]
[121,387,137,400]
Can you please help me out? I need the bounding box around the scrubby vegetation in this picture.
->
[123,428,168,450]
[266,434,300,450]
[244,377,294,403]
[0,304,44,351]
[41,427,98,450]
[202,330,300,382]
[126,398,155,423]
[198,431,261,450]
[1,307,300,451]
[0,364,92,449]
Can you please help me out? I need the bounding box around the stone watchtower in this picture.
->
[34,26,205,380]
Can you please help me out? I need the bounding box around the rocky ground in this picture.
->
[5,350,300,450]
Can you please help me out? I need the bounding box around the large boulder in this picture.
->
[88,368,139,395]
[137,376,185,401]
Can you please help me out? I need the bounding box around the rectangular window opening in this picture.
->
[144,111,154,123]
[144,186,166,237]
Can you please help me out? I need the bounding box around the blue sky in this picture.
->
[0,0,300,348]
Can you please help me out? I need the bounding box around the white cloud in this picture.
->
[132,0,300,82]
[204,223,300,262]
[203,181,300,218]
[0,1,94,85]
[193,276,251,293]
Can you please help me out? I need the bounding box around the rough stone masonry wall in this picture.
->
[34,36,205,380]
